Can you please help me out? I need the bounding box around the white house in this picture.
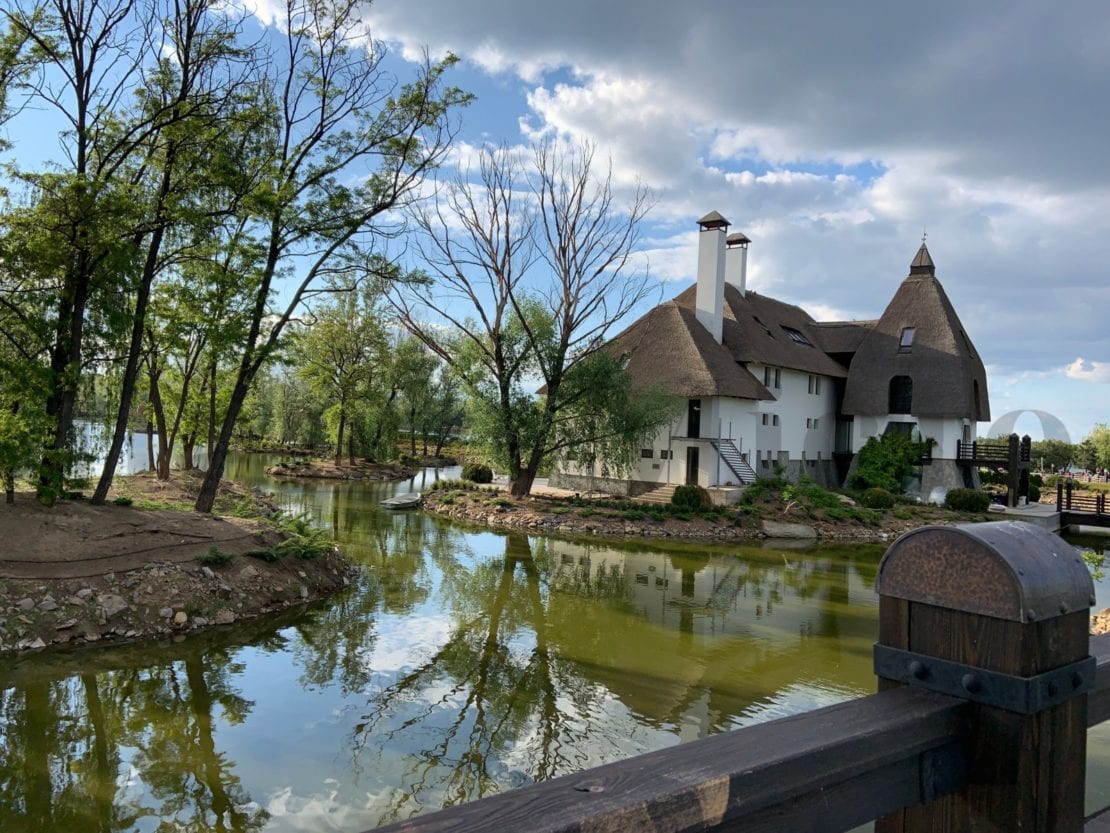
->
[550,211,990,501]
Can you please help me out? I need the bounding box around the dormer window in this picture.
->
[899,327,915,350]
[781,326,813,346]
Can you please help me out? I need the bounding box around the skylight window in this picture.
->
[900,327,916,349]
[781,326,813,346]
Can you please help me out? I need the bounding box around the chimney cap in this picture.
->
[697,210,731,230]
[726,231,751,247]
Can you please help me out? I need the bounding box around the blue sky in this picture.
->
[9,0,1108,443]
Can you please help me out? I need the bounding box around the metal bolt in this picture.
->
[962,673,982,694]
[909,660,927,680]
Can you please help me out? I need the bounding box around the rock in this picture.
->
[159,607,174,619]
[988,504,1007,513]
[76,588,94,600]
[66,595,86,606]
[192,617,208,627]
[299,585,309,599]
[98,594,129,619]
[836,494,858,507]
[202,567,216,580]
[173,611,188,625]
[56,619,77,630]
[240,564,259,579]
[214,609,236,625]
[761,520,818,540]
[16,597,35,611]
[105,573,116,583]
[28,637,45,649]
[37,599,59,612]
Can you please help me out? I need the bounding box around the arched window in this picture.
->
[889,376,913,414]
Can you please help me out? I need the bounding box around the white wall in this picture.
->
[749,365,838,469]
[850,414,972,459]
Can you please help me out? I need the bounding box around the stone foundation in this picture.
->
[547,472,659,497]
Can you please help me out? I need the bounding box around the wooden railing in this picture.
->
[369,522,1110,833]
[956,433,1031,465]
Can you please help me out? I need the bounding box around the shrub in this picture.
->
[944,488,991,512]
[198,547,234,567]
[860,487,895,510]
[671,484,713,511]
[782,476,841,510]
[849,433,932,493]
[461,462,493,484]
[1027,483,1041,503]
[112,496,133,506]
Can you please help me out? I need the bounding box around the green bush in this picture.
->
[944,488,991,512]
[782,476,841,510]
[461,463,494,484]
[1027,483,1041,503]
[860,487,895,509]
[671,484,713,511]
[198,546,234,567]
[849,433,932,493]
[112,496,133,506]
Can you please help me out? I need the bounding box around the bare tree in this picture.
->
[393,140,670,496]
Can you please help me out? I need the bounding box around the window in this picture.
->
[815,377,821,395]
[774,369,781,388]
[640,449,653,459]
[889,375,913,414]
[762,413,769,426]
[782,326,813,346]
[659,449,672,460]
[899,327,915,350]
[808,375,814,394]
[813,418,819,429]
[763,367,771,386]
[772,414,780,427]
[806,417,812,429]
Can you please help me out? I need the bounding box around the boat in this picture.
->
[380,492,422,509]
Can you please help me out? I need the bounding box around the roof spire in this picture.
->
[910,240,935,276]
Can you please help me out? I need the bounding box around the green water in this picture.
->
[0,453,1105,832]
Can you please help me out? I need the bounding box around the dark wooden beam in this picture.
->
[368,687,966,833]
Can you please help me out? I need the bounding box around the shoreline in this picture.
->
[0,471,358,656]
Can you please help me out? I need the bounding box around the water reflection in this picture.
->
[1,457,888,831]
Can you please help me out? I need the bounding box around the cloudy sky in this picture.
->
[354,0,1108,443]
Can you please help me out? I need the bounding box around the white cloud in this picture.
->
[1066,358,1110,383]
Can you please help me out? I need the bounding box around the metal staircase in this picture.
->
[710,438,757,485]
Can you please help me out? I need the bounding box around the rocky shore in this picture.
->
[0,471,358,656]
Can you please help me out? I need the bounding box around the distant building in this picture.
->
[550,211,990,501]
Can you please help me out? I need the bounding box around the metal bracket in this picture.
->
[874,644,1095,715]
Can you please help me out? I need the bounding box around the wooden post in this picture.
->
[875,521,1095,832]
[1007,433,1021,507]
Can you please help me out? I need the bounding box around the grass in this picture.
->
[197,547,235,567]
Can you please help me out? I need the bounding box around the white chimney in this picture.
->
[695,211,729,343]
[725,231,751,296]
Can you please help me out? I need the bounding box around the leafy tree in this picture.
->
[192,0,470,512]
[393,141,675,495]
[1088,424,1110,471]
[1031,438,1076,472]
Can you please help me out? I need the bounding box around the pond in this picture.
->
[1,451,1108,831]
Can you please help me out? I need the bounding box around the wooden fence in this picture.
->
[367,521,1110,833]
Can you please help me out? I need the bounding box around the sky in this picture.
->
[347,0,1110,443]
[8,0,1107,443]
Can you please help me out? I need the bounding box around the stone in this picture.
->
[76,588,94,600]
[202,567,216,580]
[159,607,174,619]
[56,619,77,630]
[98,594,129,619]
[835,494,858,507]
[28,637,45,649]
[213,609,236,625]
[299,585,309,599]
[988,503,1007,513]
[761,520,819,540]
[16,597,34,611]
[173,611,188,625]
[37,599,59,612]
[192,617,208,627]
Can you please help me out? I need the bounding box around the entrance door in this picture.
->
[686,446,699,485]
[688,399,701,438]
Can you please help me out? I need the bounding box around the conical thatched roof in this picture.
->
[841,247,990,419]
[605,301,773,400]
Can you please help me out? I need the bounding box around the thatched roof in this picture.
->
[606,301,773,400]
[674,284,849,378]
[841,246,990,419]
[812,320,877,354]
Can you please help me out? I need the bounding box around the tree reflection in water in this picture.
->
[0,641,269,833]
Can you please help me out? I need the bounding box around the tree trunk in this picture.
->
[334,407,346,466]
[207,356,217,458]
[148,359,171,480]
[509,467,537,497]
[182,434,196,470]
[3,470,13,503]
[146,419,156,472]
[410,404,417,456]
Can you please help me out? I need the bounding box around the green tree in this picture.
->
[1088,424,1110,471]
[1031,438,1076,472]
[193,0,469,512]
[393,141,675,495]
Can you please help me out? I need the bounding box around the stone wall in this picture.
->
[547,472,659,497]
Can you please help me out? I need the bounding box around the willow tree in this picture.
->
[392,141,676,496]
[192,0,469,512]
